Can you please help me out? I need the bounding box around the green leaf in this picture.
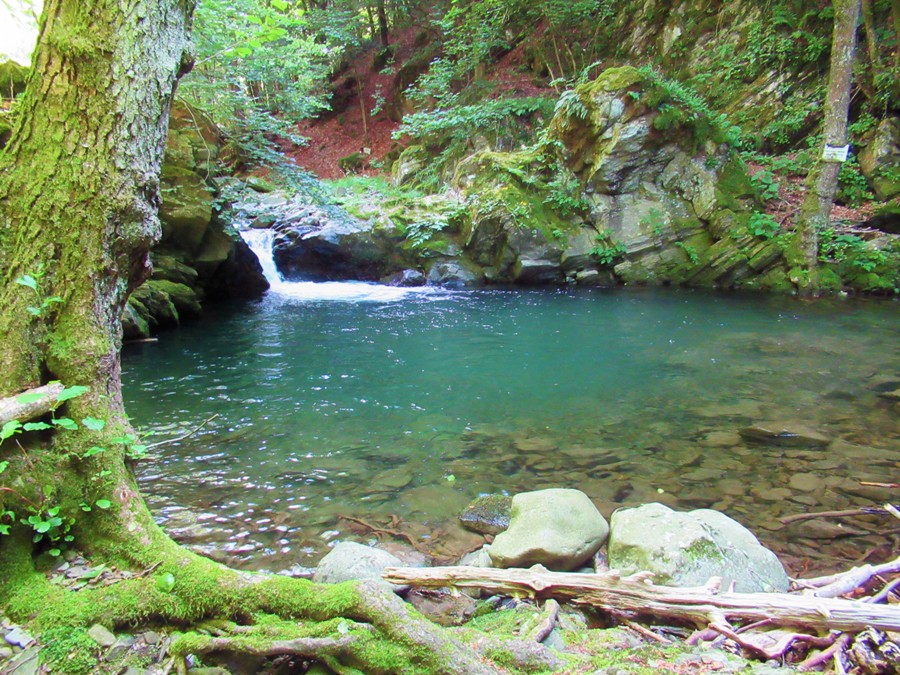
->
[0,461,7,474]
[16,392,46,404]
[82,417,106,431]
[1,420,22,441]
[83,446,106,458]
[47,506,60,517]
[25,307,42,316]
[0,524,9,535]
[23,422,52,431]
[80,502,92,512]
[15,275,37,290]
[48,548,61,557]
[271,0,288,10]
[57,385,89,402]
[94,499,112,510]
[156,572,176,593]
[52,417,79,430]
[34,521,51,533]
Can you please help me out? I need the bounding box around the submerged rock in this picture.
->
[608,502,789,592]
[458,494,513,535]
[313,541,407,593]
[739,423,830,447]
[488,488,609,571]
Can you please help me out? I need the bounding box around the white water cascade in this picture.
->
[240,229,440,302]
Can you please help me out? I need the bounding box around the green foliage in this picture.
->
[819,229,888,273]
[675,241,700,264]
[590,234,626,266]
[750,170,780,202]
[15,265,62,318]
[638,67,743,148]
[747,212,780,240]
[395,97,554,187]
[836,155,873,207]
[40,627,99,675]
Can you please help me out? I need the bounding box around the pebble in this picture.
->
[4,626,35,648]
[0,646,13,659]
[789,474,825,492]
[87,624,117,648]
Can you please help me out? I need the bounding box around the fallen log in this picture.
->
[383,565,900,633]
[0,382,64,427]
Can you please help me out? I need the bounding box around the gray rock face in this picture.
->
[427,261,479,288]
[608,503,789,592]
[313,541,407,593]
[488,489,610,571]
[859,117,900,200]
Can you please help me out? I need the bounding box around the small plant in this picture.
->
[16,265,62,317]
[590,234,627,266]
[675,241,700,264]
[748,212,780,240]
[750,170,780,202]
[819,229,888,272]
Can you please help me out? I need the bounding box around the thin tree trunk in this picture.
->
[792,0,861,294]
[377,0,390,48]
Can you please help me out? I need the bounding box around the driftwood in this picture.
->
[0,382,64,427]
[383,565,900,633]
[794,557,900,597]
[780,506,893,524]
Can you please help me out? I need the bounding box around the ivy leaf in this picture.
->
[271,0,288,10]
[52,418,79,430]
[23,422,52,431]
[15,275,37,290]
[94,499,112,510]
[57,385,89,402]
[83,446,106,458]
[1,420,22,441]
[82,417,106,431]
[48,548,61,557]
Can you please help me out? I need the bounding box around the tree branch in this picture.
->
[383,565,900,633]
[0,382,64,426]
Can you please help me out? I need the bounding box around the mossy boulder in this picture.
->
[859,117,900,201]
[608,502,789,592]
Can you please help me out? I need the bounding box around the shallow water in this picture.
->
[124,235,899,574]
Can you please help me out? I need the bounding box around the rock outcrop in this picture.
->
[123,102,268,339]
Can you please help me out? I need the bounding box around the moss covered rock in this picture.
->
[608,502,789,592]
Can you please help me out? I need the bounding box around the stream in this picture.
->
[123,230,899,575]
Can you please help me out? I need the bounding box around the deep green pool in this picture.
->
[123,262,899,574]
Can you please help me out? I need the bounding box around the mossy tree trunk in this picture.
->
[792,0,861,294]
[0,0,196,554]
[0,5,557,673]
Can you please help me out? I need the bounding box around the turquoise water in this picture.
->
[123,256,899,574]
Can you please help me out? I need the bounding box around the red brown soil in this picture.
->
[284,27,554,180]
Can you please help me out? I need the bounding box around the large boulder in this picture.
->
[272,204,406,281]
[488,489,609,571]
[607,503,789,592]
[859,117,900,201]
[313,541,407,593]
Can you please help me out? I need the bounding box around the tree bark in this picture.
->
[791,0,861,294]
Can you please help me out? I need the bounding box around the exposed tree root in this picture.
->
[0,522,560,674]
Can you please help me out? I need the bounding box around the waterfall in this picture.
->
[239,229,441,302]
[241,229,282,286]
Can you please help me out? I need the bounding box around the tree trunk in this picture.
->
[0,0,195,557]
[377,0,390,47]
[791,0,860,294]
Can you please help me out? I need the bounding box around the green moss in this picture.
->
[40,626,100,675]
[587,66,644,93]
